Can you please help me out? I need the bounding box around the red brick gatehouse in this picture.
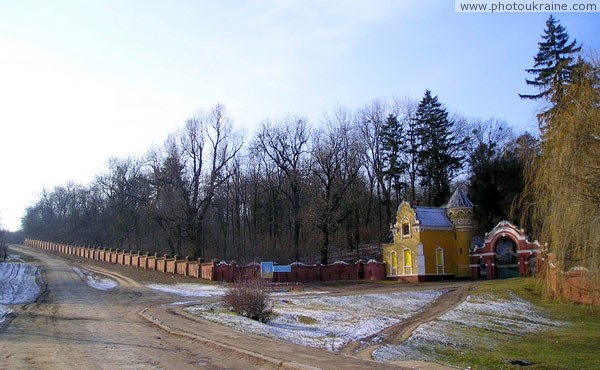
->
[470,221,544,279]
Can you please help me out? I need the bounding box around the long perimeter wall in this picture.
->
[24,239,386,283]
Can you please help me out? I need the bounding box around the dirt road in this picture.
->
[1,245,279,369]
[1,245,428,370]
[340,285,470,359]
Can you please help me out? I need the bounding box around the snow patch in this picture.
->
[186,290,443,351]
[7,254,24,262]
[72,267,118,291]
[270,290,334,297]
[372,292,563,362]
[0,262,41,304]
[169,300,203,306]
[145,283,227,298]
[0,262,41,324]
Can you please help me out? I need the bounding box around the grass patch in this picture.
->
[437,278,600,369]
[297,315,317,325]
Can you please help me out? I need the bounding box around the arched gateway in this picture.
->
[470,221,544,279]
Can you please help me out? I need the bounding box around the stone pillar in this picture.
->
[518,255,527,276]
[486,257,494,279]
[417,243,426,276]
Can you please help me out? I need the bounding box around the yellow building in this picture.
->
[383,189,473,282]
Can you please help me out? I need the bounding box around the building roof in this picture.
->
[414,207,454,229]
[444,188,474,208]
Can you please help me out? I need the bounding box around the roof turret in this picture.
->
[445,188,473,209]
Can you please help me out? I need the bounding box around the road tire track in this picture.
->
[339,285,470,360]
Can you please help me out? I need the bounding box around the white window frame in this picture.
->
[400,217,411,239]
[436,247,445,274]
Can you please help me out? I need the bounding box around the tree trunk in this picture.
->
[320,232,329,265]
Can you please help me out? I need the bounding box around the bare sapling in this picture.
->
[222,268,272,322]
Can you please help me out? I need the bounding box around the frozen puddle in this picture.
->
[0,262,42,324]
[72,267,118,291]
[373,292,563,362]
[186,290,443,351]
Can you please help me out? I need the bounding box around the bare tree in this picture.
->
[96,157,152,250]
[357,100,390,244]
[255,116,310,262]
[247,137,286,260]
[148,136,189,256]
[311,108,363,264]
[149,104,242,258]
[211,155,251,261]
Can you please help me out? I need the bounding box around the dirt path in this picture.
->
[1,245,419,370]
[339,285,470,360]
[0,245,280,369]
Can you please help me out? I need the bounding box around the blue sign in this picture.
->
[260,262,274,278]
[273,265,291,273]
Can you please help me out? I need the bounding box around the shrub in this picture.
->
[222,268,272,322]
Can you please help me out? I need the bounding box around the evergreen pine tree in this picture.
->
[380,114,408,205]
[405,114,421,202]
[415,90,464,206]
[468,135,529,233]
[519,15,581,105]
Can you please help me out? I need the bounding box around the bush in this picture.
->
[222,269,272,322]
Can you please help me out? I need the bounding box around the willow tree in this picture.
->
[519,58,600,295]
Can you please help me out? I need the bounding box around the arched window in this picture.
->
[390,251,398,276]
[401,217,411,238]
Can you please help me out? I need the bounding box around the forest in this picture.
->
[19,16,598,274]
[20,96,534,264]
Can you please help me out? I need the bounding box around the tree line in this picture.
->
[22,95,535,264]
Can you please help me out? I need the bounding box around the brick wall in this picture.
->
[24,239,386,284]
[546,253,599,306]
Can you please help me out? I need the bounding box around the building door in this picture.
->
[495,237,519,278]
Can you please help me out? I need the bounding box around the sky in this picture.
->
[0,0,598,232]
